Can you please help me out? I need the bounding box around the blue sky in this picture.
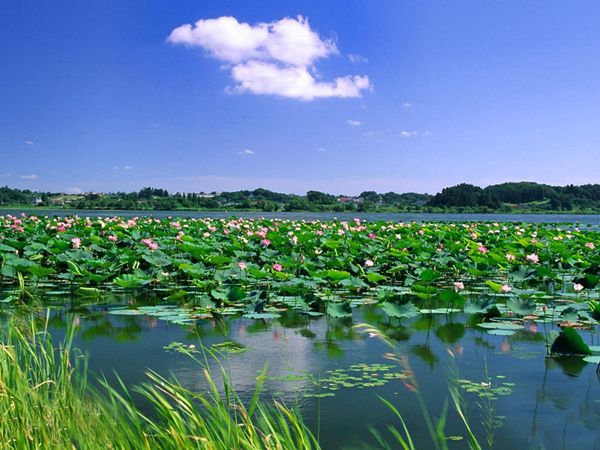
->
[1,1,599,195]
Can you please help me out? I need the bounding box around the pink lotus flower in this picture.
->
[108,235,118,242]
[477,244,488,253]
[238,262,247,270]
[453,281,464,291]
[505,253,515,262]
[260,238,271,246]
[141,238,158,251]
[585,242,596,250]
[365,259,374,267]
[526,253,539,263]
[71,237,81,249]
[368,233,376,239]
[501,284,512,293]
[272,263,283,272]
[573,283,584,292]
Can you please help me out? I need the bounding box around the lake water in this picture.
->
[3,293,599,450]
[3,208,600,225]
[2,210,600,448]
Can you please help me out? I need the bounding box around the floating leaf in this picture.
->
[477,322,524,331]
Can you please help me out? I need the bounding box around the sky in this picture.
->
[1,0,600,195]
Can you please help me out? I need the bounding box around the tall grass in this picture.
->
[1,316,489,449]
[0,316,320,449]
[355,324,483,450]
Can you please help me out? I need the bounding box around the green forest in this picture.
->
[2,181,600,213]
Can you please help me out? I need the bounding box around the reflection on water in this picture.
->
[3,297,600,450]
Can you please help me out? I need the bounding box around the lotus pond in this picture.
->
[2,214,600,449]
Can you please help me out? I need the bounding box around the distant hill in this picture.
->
[427,182,600,211]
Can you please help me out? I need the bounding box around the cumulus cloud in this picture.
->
[168,16,372,100]
[347,119,362,126]
[20,174,38,180]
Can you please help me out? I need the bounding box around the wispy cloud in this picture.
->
[24,140,34,145]
[114,165,132,170]
[400,130,431,138]
[348,53,368,64]
[238,148,255,156]
[347,119,362,126]
[317,147,327,152]
[402,102,413,108]
[168,16,372,101]
[20,174,38,180]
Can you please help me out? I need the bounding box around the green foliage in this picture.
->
[6,181,600,212]
[550,327,592,355]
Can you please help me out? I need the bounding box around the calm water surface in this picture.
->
[3,295,599,450]
[3,208,600,225]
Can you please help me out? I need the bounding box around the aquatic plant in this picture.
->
[2,215,600,323]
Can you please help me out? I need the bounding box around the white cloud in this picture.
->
[20,174,38,180]
[168,16,372,100]
[114,165,132,170]
[239,148,255,155]
[348,53,368,64]
[317,147,327,152]
[24,140,34,145]
[402,102,413,108]
[399,130,432,138]
[400,131,418,138]
[168,16,335,66]
[347,119,362,126]
[231,61,369,100]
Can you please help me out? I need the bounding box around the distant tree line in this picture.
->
[426,182,600,211]
[2,182,600,213]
